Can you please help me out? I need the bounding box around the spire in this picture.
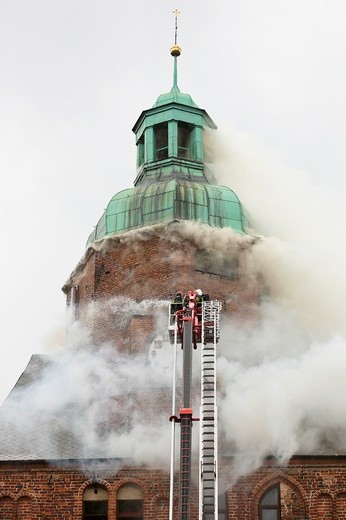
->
[85,8,249,246]
[170,9,181,92]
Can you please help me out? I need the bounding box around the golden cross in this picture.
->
[173,9,181,45]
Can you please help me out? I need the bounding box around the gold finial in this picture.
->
[170,8,181,57]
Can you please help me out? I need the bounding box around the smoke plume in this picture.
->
[207,127,346,479]
[2,126,346,483]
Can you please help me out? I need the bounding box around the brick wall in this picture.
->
[22,223,346,520]
[0,461,198,519]
[226,455,346,519]
[63,225,260,348]
[3,457,346,518]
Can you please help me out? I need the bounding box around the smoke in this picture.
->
[0,299,176,469]
[0,295,204,471]
[207,127,346,479]
[207,127,346,336]
[3,126,346,483]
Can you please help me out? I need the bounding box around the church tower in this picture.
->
[1,13,346,520]
[63,31,259,349]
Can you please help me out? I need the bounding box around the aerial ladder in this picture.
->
[168,291,221,520]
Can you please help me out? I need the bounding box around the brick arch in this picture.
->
[150,492,179,520]
[0,495,15,519]
[335,492,346,516]
[77,478,112,499]
[313,489,334,500]
[150,492,179,509]
[252,471,308,504]
[74,478,113,520]
[150,493,170,518]
[252,472,307,519]
[150,493,170,507]
[0,492,16,500]
[114,477,148,497]
[115,480,146,520]
[16,494,38,519]
[16,491,36,500]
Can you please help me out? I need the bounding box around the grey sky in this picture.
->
[0,0,345,403]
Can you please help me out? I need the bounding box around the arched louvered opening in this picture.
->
[117,483,143,520]
[83,485,108,520]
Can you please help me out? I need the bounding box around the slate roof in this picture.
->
[0,353,171,462]
[0,355,345,463]
[0,355,85,461]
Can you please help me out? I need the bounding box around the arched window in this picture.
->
[259,484,280,520]
[83,485,108,520]
[117,483,143,520]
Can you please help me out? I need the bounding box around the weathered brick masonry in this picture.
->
[0,462,193,519]
[225,456,346,519]
[2,457,346,518]
[63,225,260,349]
[34,223,345,520]
[2,220,346,519]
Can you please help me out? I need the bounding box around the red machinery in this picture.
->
[169,290,216,347]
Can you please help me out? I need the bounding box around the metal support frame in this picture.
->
[168,293,221,520]
[199,301,221,520]
[169,315,178,520]
[178,316,194,520]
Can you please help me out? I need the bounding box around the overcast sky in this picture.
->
[1,0,346,403]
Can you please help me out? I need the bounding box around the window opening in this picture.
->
[117,484,143,520]
[155,123,168,160]
[259,484,280,520]
[83,486,108,520]
[178,122,191,159]
[137,135,144,167]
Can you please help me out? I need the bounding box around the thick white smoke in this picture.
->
[3,126,346,482]
[1,299,176,468]
[207,127,346,479]
[207,127,346,337]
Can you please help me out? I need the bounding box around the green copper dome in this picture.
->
[86,53,250,247]
[87,179,249,245]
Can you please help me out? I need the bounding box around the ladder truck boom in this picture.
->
[168,290,221,520]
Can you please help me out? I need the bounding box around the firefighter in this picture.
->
[172,291,183,313]
[196,288,204,306]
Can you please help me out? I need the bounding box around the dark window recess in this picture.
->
[117,499,143,520]
[155,123,168,160]
[259,485,280,520]
[83,500,108,520]
[178,122,191,159]
[195,251,239,279]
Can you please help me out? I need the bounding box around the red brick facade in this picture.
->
[0,462,184,519]
[63,224,260,349]
[1,222,344,519]
[225,455,346,519]
[2,457,346,518]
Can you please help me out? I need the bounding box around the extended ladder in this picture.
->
[199,301,221,520]
[179,410,193,520]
